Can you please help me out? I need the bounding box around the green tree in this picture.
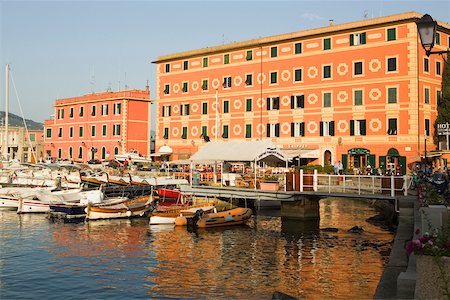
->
[434,57,450,147]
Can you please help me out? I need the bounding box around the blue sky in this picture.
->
[1,0,449,126]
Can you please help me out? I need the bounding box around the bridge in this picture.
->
[179,171,408,220]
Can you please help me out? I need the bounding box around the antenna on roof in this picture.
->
[364,10,368,19]
[89,65,95,93]
[329,19,334,26]
[124,72,128,90]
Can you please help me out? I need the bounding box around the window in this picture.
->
[354,61,363,75]
[163,127,169,139]
[224,54,230,64]
[29,134,36,142]
[222,125,229,139]
[183,60,188,70]
[267,97,280,110]
[223,77,231,88]
[102,147,106,160]
[78,147,83,159]
[350,120,366,136]
[58,148,62,159]
[437,90,442,105]
[69,127,74,138]
[164,84,170,95]
[202,79,208,90]
[388,118,397,135]
[424,57,429,73]
[425,88,430,104]
[70,107,74,118]
[291,122,305,137]
[270,71,277,84]
[387,28,396,41]
[223,100,229,113]
[101,104,108,116]
[91,125,96,137]
[79,106,84,117]
[387,87,397,103]
[113,124,121,136]
[180,104,190,116]
[246,50,252,61]
[291,95,304,109]
[162,105,171,117]
[69,147,73,159]
[181,126,188,139]
[323,38,331,50]
[91,105,96,116]
[114,147,119,155]
[387,57,397,72]
[165,63,170,73]
[58,109,64,119]
[270,46,277,58]
[320,121,335,136]
[46,128,52,138]
[202,102,208,115]
[294,69,302,82]
[350,32,366,46]
[203,57,208,67]
[182,82,188,93]
[102,125,107,136]
[245,74,252,86]
[425,119,430,137]
[436,32,441,45]
[201,126,207,138]
[246,98,252,112]
[436,61,441,75]
[323,92,332,107]
[294,42,302,54]
[354,90,363,105]
[245,124,252,138]
[323,65,331,79]
[58,127,62,138]
[79,126,84,137]
[114,103,121,115]
[266,123,280,137]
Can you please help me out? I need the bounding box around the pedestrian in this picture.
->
[333,162,339,175]
[338,161,343,175]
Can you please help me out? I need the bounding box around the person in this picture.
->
[366,164,372,175]
[123,158,129,170]
[333,162,339,175]
[377,167,383,176]
[338,161,343,175]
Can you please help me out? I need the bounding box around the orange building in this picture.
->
[44,88,152,163]
[153,12,450,174]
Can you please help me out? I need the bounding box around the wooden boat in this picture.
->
[157,187,181,199]
[49,196,128,219]
[176,207,253,228]
[149,202,216,225]
[86,195,155,220]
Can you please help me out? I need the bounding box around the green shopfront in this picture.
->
[341,147,406,175]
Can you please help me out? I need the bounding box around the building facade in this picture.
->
[44,88,152,163]
[0,127,44,163]
[153,12,450,173]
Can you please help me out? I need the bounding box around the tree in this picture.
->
[434,57,450,148]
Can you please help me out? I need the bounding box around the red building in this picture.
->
[44,88,152,162]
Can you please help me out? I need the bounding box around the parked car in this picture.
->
[87,159,102,165]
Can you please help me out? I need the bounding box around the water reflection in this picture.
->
[0,198,393,299]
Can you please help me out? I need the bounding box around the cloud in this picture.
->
[301,13,324,21]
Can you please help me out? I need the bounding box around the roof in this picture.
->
[189,140,287,164]
[153,11,450,64]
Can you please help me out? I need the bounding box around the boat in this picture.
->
[157,187,181,199]
[0,186,55,210]
[115,150,152,164]
[149,202,216,225]
[177,207,253,228]
[85,195,155,220]
[0,195,20,210]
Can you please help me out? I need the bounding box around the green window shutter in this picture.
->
[387,28,396,41]
[222,125,228,138]
[102,125,106,136]
[350,120,355,136]
[425,88,430,104]
[91,126,95,136]
[295,69,302,81]
[246,50,252,61]
[324,38,331,50]
[350,34,354,46]
[330,121,335,136]
[79,127,83,137]
[203,57,208,67]
[183,60,188,70]
[182,127,187,139]
[361,32,366,44]
[202,102,208,114]
[186,104,190,115]
[224,54,230,64]
[270,72,277,84]
[202,126,207,137]
[436,32,441,45]
[246,99,252,111]
[320,122,324,136]
[266,124,270,137]
[291,96,295,109]
[164,128,169,139]
[379,156,386,170]
[355,90,363,105]
[324,93,331,107]
[275,123,280,137]
[388,88,397,103]
[46,128,51,138]
[80,107,84,117]
[267,97,271,110]
[291,123,295,137]
[245,124,252,138]
[361,120,366,135]
[300,122,305,136]
[399,156,407,175]
[102,147,106,160]
[342,154,348,171]
[202,80,208,90]
[271,46,277,58]
[368,154,376,168]
[294,42,302,54]
[224,101,229,113]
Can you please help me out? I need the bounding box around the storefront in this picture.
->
[379,148,406,175]
[342,148,375,174]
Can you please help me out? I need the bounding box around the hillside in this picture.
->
[0,111,43,130]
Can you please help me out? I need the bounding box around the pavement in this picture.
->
[374,191,418,299]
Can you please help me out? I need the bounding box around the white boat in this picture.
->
[0,195,20,210]
[115,150,152,164]
[149,204,216,225]
[35,187,84,202]
[86,195,155,220]
[0,186,56,210]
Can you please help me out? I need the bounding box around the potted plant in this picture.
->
[406,217,450,299]
[260,175,280,191]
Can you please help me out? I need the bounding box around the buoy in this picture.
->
[126,211,132,217]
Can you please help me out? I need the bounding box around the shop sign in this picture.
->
[437,123,450,135]
[348,148,370,155]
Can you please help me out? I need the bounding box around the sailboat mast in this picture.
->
[4,64,9,161]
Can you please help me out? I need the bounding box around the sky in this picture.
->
[1,0,449,127]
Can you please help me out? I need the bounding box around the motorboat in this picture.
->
[115,150,152,164]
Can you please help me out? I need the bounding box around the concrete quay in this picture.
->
[374,192,419,299]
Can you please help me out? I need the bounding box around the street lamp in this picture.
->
[416,14,449,56]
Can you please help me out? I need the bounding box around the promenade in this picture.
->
[375,191,418,299]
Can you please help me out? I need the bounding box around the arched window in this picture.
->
[114,146,119,155]
[78,147,83,159]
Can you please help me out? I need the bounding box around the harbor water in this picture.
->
[0,198,393,299]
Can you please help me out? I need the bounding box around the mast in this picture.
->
[215,89,219,141]
[4,64,9,161]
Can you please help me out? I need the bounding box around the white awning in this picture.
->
[281,149,320,159]
[159,145,173,154]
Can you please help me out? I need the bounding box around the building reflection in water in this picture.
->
[42,198,392,299]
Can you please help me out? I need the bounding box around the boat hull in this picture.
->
[0,196,18,210]
[195,207,253,228]
[150,203,216,225]
[86,196,154,220]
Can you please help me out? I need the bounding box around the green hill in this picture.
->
[0,111,43,130]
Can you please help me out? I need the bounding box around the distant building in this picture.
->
[0,126,44,163]
[153,12,450,174]
[44,88,152,163]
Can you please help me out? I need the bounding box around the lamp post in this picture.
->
[424,132,427,165]
[416,14,450,57]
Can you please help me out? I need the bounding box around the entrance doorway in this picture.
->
[324,150,332,166]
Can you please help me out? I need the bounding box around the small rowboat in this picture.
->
[157,187,181,199]
[176,207,253,228]
[86,195,155,220]
[149,202,216,225]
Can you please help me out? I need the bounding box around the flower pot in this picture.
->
[259,182,279,191]
[420,206,449,234]
[415,255,450,299]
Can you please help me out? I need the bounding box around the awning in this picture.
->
[159,145,173,155]
[281,149,320,160]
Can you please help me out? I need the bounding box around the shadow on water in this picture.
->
[280,217,320,237]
